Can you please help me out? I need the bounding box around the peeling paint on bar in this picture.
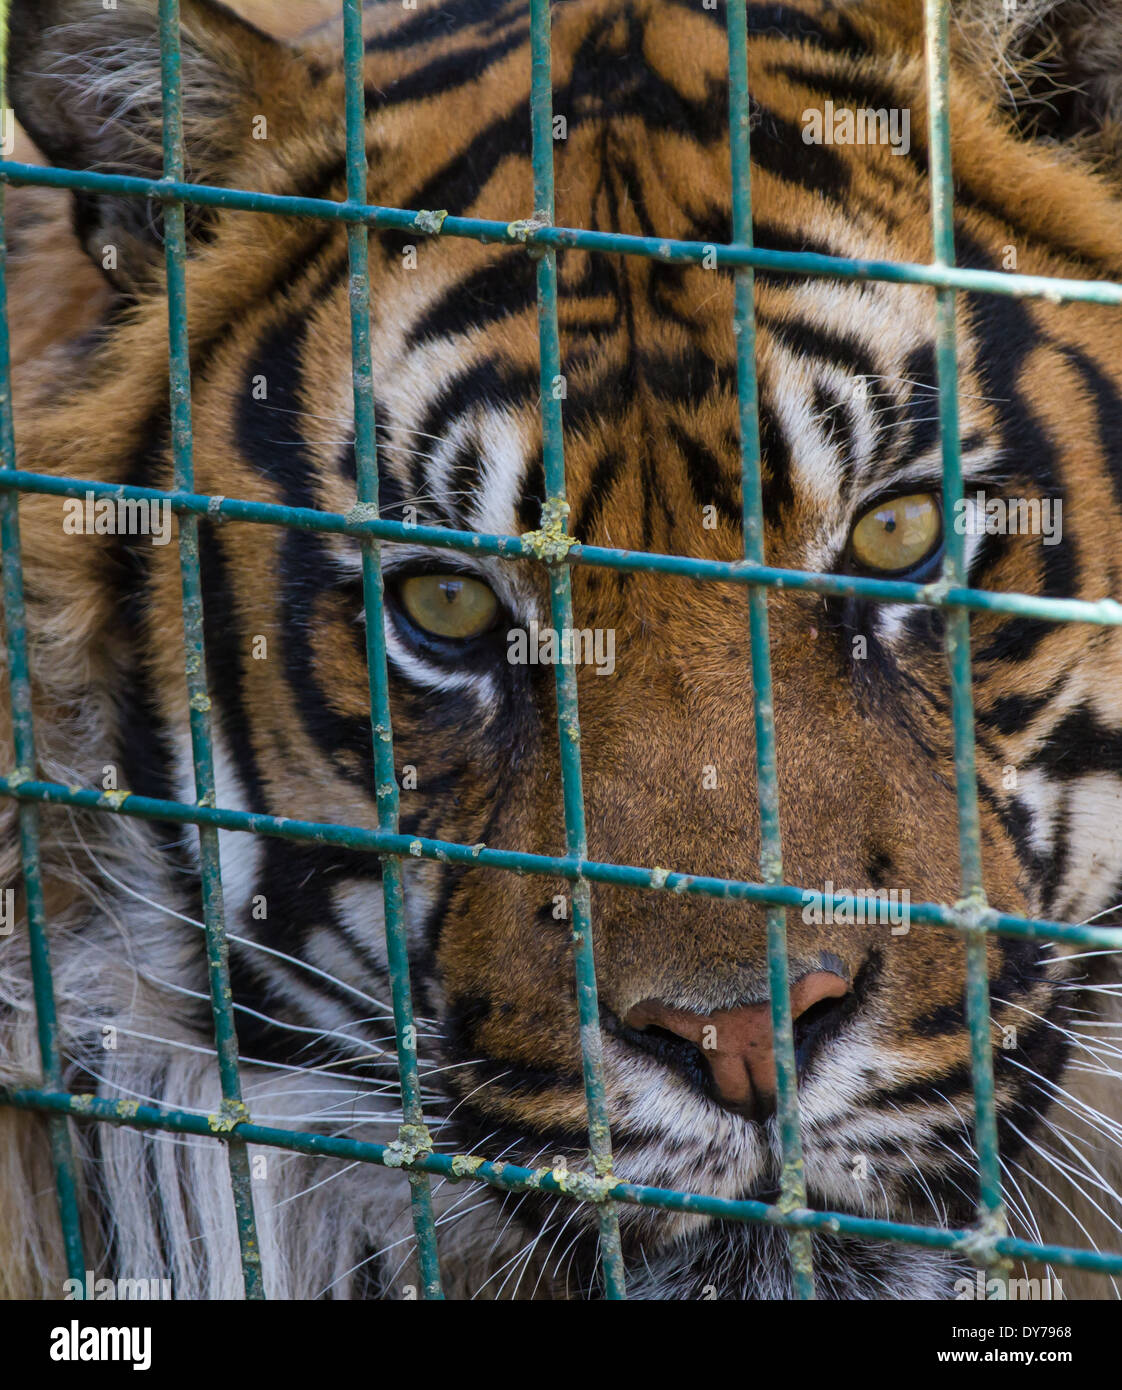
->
[8,1084,1122,1279]
[341,0,444,1299]
[726,0,814,1299]
[4,159,1122,305]
[529,0,625,1297]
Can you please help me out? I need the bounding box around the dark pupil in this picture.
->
[883,516,897,533]
[439,579,463,605]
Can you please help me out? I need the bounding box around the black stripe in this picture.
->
[115,412,198,872]
[443,995,584,1096]
[406,250,537,349]
[758,393,795,526]
[754,219,835,262]
[517,455,546,531]
[379,22,532,107]
[569,449,625,545]
[996,1015,1072,1156]
[894,343,940,466]
[977,689,1053,736]
[197,526,268,812]
[870,1062,972,1110]
[353,1246,391,1300]
[236,315,320,507]
[366,0,524,51]
[983,778,1049,887]
[1026,702,1122,780]
[745,2,869,53]
[660,0,870,55]
[416,357,539,462]
[231,309,386,786]
[667,420,741,528]
[759,310,878,379]
[1055,343,1122,518]
[957,236,1077,663]
[751,104,852,201]
[404,103,530,225]
[811,382,858,492]
[565,10,730,144]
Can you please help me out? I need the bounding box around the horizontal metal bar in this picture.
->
[3,1085,1118,1278]
[2,160,1121,306]
[1,773,1118,949]
[3,469,1120,628]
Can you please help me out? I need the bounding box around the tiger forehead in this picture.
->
[322,1,955,548]
[345,0,926,249]
[364,249,956,559]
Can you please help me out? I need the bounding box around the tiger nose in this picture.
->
[624,970,849,1114]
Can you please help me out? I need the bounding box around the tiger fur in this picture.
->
[3,0,1122,1299]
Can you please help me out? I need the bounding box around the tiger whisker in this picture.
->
[530,1200,586,1299]
[1006,1122,1122,1254]
[268,1160,362,1211]
[998,1154,1045,1245]
[65,814,403,1018]
[1002,1055,1122,1146]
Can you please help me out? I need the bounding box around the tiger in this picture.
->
[2,0,1122,1301]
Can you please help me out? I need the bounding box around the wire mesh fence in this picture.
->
[1,0,1122,1300]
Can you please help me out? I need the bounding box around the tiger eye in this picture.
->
[850,492,942,574]
[399,573,499,640]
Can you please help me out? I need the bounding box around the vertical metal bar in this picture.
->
[0,0,87,1292]
[528,0,626,1299]
[923,0,1005,1265]
[341,0,444,1300]
[156,0,264,1299]
[725,0,815,1299]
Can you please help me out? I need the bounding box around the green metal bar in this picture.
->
[156,0,263,1298]
[0,220,88,1292]
[4,1085,1117,1283]
[726,0,814,1299]
[0,0,87,1292]
[2,773,1120,950]
[1,469,1120,628]
[528,0,626,1299]
[341,0,443,1300]
[923,0,1005,1274]
[4,158,1122,306]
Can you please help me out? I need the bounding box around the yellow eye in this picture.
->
[399,573,499,640]
[850,492,942,574]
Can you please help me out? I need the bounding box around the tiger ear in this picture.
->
[958,0,1122,166]
[8,0,292,289]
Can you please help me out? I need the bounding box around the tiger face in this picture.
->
[5,0,1122,1299]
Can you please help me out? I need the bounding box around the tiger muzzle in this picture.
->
[624,970,850,1119]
